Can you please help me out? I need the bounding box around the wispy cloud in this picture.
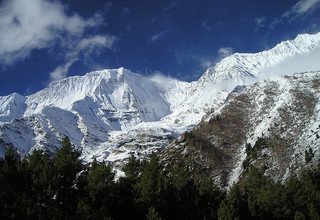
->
[270,0,320,29]
[121,6,130,17]
[50,35,117,80]
[50,59,78,80]
[198,57,215,69]
[255,17,266,29]
[148,71,179,90]
[218,47,234,58]
[201,22,212,31]
[0,0,116,80]
[149,30,169,43]
[284,0,320,17]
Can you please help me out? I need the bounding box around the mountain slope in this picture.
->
[163,72,320,187]
[0,32,319,168]
[202,32,320,85]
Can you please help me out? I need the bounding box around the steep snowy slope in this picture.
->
[0,68,175,157]
[26,68,171,122]
[163,72,320,187]
[167,32,320,127]
[0,93,26,123]
[0,32,319,166]
[202,32,320,84]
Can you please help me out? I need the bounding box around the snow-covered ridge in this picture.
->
[0,93,26,123]
[203,32,320,84]
[25,68,171,122]
[0,32,319,165]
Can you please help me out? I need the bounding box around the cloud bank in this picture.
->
[0,0,117,80]
[259,47,320,79]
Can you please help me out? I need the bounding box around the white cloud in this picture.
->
[284,0,320,16]
[149,30,168,43]
[81,36,114,49]
[49,35,117,80]
[270,0,320,28]
[218,47,234,58]
[201,22,212,31]
[0,0,117,80]
[255,17,266,29]
[269,18,281,29]
[149,71,178,90]
[198,57,215,69]
[50,59,78,80]
[259,47,320,79]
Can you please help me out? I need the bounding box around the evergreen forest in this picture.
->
[1,137,320,219]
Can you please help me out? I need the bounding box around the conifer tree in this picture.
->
[21,149,54,219]
[78,158,115,218]
[0,148,23,219]
[52,136,83,219]
[146,206,162,220]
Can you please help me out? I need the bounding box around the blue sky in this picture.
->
[0,0,320,96]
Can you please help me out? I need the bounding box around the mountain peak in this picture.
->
[0,93,26,122]
[202,32,320,85]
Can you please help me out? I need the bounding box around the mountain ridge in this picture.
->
[0,32,320,173]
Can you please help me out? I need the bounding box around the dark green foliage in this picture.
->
[122,154,144,182]
[1,138,320,220]
[218,185,249,220]
[77,158,115,218]
[304,147,314,163]
[242,166,283,219]
[294,211,306,220]
[0,148,24,219]
[146,206,162,220]
[210,114,221,122]
[242,138,268,170]
[20,149,54,219]
[218,164,320,220]
[135,154,163,204]
[52,136,83,219]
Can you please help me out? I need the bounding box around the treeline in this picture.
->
[0,137,320,219]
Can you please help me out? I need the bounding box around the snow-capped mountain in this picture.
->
[202,32,320,84]
[0,32,320,168]
[0,93,26,122]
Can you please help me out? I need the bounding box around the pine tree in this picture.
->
[114,155,144,219]
[122,154,143,182]
[52,136,83,219]
[146,206,162,220]
[78,158,115,218]
[20,149,54,219]
[0,148,24,218]
[294,211,306,220]
[135,154,163,204]
[218,185,248,220]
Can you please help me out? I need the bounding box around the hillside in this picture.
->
[163,72,320,187]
